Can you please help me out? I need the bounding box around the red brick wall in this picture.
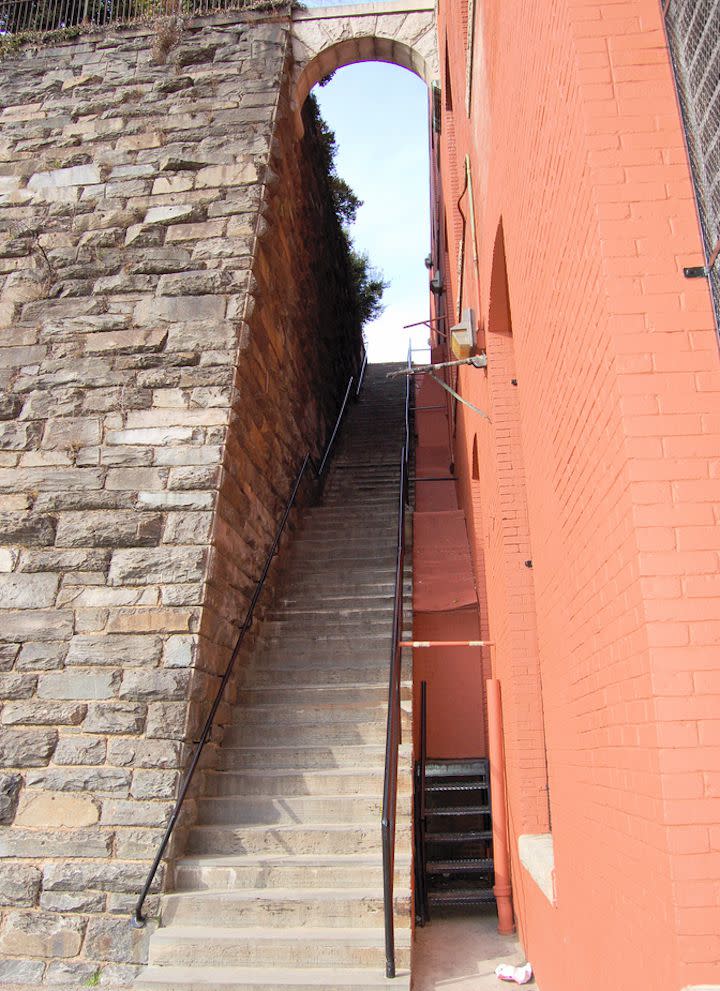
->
[433,0,720,987]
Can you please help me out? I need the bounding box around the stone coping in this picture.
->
[518,833,556,906]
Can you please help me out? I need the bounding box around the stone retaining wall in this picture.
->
[0,12,361,983]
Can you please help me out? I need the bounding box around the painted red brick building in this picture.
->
[418,1,720,989]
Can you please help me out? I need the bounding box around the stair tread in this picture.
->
[164,887,412,901]
[428,889,496,903]
[136,965,411,987]
[426,859,494,871]
[151,925,411,944]
[425,830,493,841]
[178,854,411,867]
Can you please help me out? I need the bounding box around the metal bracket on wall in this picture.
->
[684,238,720,279]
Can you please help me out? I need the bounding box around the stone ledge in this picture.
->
[293,0,434,21]
[518,833,555,906]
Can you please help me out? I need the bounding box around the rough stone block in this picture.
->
[195,162,258,188]
[85,915,156,964]
[119,668,189,702]
[42,417,101,449]
[15,790,99,827]
[130,769,178,799]
[106,426,197,446]
[0,863,41,907]
[38,669,120,700]
[54,734,107,765]
[162,635,197,668]
[108,738,182,769]
[16,643,67,670]
[0,610,74,643]
[0,911,85,958]
[0,643,19,670]
[101,798,173,826]
[0,572,59,608]
[28,164,102,189]
[144,204,195,226]
[0,728,58,767]
[133,294,226,324]
[0,958,46,983]
[109,547,207,585]
[26,767,130,794]
[162,512,213,545]
[0,772,22,822]
[55,511,164,549]
[98,961,143,985]
[0,828,112,859]
[84,702,146,735]
[106,608,194,634]
[66,634,163,667]
[45,959,103,983]
[85,327,168,354]
[137,490,215,510]
[0,512,56,546]
[0,672,38,699]
[41,890,106,913]
[2,700,87,726]
[106,467,166,491]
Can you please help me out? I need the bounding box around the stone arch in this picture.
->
[290,1,438,134]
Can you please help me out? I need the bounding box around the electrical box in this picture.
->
[450,308,475,358]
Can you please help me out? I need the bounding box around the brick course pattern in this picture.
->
[433,0,720,989]
[0,12,361,983]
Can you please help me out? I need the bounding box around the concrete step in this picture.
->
[173,854,410,892]
[217,743,411,771]
[228,701,399,727]
[196,793,412,826]
[221,715,410,747]
[147,925,411,970]
[235,683,411,706]
[260,618,396,636]
[135,963,410,990]
[272,590,408,609]
[237,665,395,688]
[160,887,412,929]
[250,647,393,667]
[186,822,412,856]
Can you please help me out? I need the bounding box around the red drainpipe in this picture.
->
[487,678,515,934]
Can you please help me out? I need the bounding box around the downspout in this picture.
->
[487,678,515,934]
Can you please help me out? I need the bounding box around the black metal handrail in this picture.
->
[132,372,356,929]
[356,345,368,398]
[381,343,412,978]
[415,680,429,925]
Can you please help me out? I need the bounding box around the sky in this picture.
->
[312,60,432,364]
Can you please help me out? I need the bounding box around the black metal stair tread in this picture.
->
[428,890,496,904]
[426,859,493,873]
[424,806,490,816]
[425,830,493,841]
[426,782,488,792]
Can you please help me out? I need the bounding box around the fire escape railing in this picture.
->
[132,370,357,929]
[381,342,412,978]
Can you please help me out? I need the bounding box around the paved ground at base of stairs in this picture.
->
[1,906,533,991]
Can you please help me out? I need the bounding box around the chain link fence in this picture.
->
[663,0,720,334]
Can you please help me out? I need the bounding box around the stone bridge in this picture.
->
[291,0,438,131]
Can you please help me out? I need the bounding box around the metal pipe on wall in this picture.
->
[486,678,515,935]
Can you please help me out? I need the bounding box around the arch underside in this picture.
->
[291,5,438,131]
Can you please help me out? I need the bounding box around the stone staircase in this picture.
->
[135,364,413,991]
